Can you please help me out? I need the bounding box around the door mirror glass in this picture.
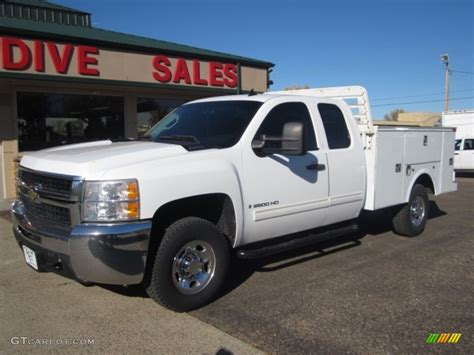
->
[281,121,304,154]
[252,121,306,156]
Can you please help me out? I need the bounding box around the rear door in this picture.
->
[314,102,366,224]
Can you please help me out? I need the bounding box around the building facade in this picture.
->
[377,112,441,127]
[0,0,273,206]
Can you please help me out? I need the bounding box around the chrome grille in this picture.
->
[19,169,73,199]
[20,194,71,226]
[17,168,83,228]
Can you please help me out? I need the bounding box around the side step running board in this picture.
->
[236,223,359,259]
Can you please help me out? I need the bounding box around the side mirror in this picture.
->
[251,122,306,156]
[281,122,305,155]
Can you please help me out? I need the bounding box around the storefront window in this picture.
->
[137,97,185,137]
[17,92,125,151]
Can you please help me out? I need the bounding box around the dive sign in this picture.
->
[1,37,100,75]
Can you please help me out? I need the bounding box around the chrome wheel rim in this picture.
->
[410,196,426,227]
[172,240,216,295]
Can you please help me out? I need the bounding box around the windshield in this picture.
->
[144,100,263,150]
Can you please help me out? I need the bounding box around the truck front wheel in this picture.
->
[392,184,430,236]
[146,217,230,312]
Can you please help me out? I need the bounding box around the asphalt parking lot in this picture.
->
[1,177,473,354]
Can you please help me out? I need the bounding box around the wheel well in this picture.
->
[149,193,236,248]
[414,173,435,195]
[142,193,236,287]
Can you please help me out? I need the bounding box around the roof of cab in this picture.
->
[189,94,280,104]
[188,92,344,105]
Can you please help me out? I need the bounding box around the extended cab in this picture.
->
[12,86,457,311]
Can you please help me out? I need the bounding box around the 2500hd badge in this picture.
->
[249,201,280,209]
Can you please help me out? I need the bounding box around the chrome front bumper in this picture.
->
[12,200,152,285]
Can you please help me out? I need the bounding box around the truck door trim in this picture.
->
[329,192,364,206]
[253,197,330,222]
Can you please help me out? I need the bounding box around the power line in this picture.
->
[371,88,474,102]
[372,96,474,107]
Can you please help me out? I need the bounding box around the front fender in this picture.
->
[103,151,244,247]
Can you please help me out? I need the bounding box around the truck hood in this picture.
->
[20,140,188,178]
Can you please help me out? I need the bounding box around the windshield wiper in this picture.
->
[158,135,201,143]
[111,136,152,142]
[157,135,208,151]
[158,135,201,144]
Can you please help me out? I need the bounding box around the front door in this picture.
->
[241,100,329,244]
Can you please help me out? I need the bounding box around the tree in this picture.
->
[384,108,405,121]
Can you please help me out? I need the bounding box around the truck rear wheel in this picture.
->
[146,217,229,312]
[392,184,430,236]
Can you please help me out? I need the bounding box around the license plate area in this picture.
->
[22,245,38,270]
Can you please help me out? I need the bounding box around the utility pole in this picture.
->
[440,54,450,112]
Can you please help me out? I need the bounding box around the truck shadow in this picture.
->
[359,200,446,236]
[98,283,149,298]
[98,234,365,300]
[220,234,364,297]
[97,200,447,302]
[219,200,447,298]
[456,172,474,178]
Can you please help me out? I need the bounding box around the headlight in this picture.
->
[82,180,140,222]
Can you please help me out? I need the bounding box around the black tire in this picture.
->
[392,184,430,236]
[146,217,229,312]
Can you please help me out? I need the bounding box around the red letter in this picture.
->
[152,55,172,82]
[77,46,99,76]
[192,60,208,86]
[173,58,191,84]
[33,40,44,72]
[1,37,31,70]
[209,62,224,87]
[47,42,74,74]
[223,64,238,88]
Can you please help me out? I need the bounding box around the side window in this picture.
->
[318,103,351,149]
[464,139,474,150]
[254,102,317,151]
[454,139,462,151]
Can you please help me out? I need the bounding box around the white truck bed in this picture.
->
[364,125,457,210]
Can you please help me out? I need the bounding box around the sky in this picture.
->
[58,0,473,119]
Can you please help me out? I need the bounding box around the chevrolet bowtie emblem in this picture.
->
[27,188,40,203]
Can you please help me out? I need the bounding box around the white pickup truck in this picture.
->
[442,110,474,172]
[12,86,457,311]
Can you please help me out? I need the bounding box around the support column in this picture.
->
[0,80,16,204]
[1,140,18,200]
[125,93,137,139]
